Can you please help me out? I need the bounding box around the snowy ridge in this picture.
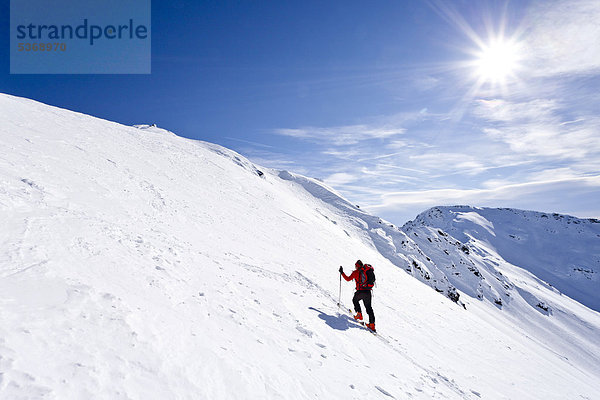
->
[404,206,600,312]
[132,124,178,137]
[277,170,461,303]
[1,93,599,399]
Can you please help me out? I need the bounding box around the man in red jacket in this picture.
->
[339,260,376,332]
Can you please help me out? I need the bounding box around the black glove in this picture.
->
[339,266,344,274]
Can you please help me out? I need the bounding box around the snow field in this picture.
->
[1,94,599,399]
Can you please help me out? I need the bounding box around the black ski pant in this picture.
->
[353,290,375,324]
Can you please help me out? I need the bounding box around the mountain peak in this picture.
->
[405,205,600,311]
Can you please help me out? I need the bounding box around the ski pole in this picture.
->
[337,268,342,307]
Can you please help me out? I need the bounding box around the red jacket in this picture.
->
[342,268,370,291]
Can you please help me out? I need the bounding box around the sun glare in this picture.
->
[473,38,522,85]
[433,3,528,106]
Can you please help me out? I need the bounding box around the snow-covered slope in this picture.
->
[403,206,600,312]
[1,94,599,399]
[277,171,461,303]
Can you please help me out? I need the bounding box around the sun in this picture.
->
[431,2,528,98]
[473,37,522,86]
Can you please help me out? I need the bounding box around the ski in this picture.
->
[337,304,376,334]
[347,308,377,334]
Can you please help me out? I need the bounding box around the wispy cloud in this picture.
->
[474,98,600,161]
[357,152,405,162]
[321,148,362,160]
[413,76,441,91]
[473,99,558,122]
[369,174,600,216]
[273,124,405,146]
[324,172,359,186]
[524,0,600,77]
[271,110,434,147]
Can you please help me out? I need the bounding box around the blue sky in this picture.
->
[2,0,599,224]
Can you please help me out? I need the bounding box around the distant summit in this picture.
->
[403,206,600,312]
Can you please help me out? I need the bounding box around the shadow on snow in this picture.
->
[308,307,361,331]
